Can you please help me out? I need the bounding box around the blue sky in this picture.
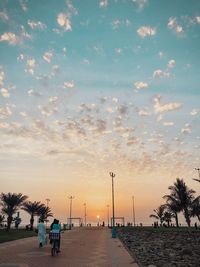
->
[0,0,200,225]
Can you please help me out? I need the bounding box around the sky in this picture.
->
[0,0,200,226]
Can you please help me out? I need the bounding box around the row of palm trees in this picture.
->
[150,178,200,227]
[0,193,53,231]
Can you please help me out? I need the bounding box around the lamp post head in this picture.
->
[109,172,115,178]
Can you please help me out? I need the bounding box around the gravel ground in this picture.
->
[117,227,200,267]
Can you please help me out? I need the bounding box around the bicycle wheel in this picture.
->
[51,242,56,256]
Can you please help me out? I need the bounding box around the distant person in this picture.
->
[37,219,46,247]
[51,219,61,252]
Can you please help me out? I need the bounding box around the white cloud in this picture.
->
[63,81,75,89]
[0,32,19,45]
[163,122,174,126]
[134,81,149,89]
[100,0,108,8]
[181,124,191,134]
[28,89,42,97]
[159,51,164,58]
[154,96,182,114]
[57,13,72,31]
[167,59,176,69]
[1,88,10,98]
[115,48,123,54]
[190,109,198,116]
[27,20,47,30]
[0,11,9,21]
[0,68,5,86]
[0,106,12,119]
[19,0,28,12]
[67,0,78,15]
[26,58,36,75]
[168,17,184,35]
[153,69,170,78]
[137,26,156,38]
[137,108,151,116]
[111,20,121,30]
[132,0,148,10]
[43,51,53,63]
[196,16,200,24]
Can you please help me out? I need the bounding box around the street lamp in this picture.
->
[106,204,110,227]
[45,198,50,226]
[132,196,136,227]
[109,172,116,238]
[46,198,50,207]
[192,168,200,183]
[83,203,87,226]
[68,196,75,230]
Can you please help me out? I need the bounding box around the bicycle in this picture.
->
[49,232,60,256]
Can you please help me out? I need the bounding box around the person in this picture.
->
[50,219,61,252]
[37,219,46,247]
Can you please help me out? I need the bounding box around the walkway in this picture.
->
[0,227,139,267]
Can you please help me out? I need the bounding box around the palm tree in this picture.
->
[22,201,44,230]
[37,205,53,222]
[163,194,181,227]
[167,178,195,227]
[163,211,174,227]
[191,196,200,222]
[149,205,166,226]
[0,214,5,225]
[0,193,28,231]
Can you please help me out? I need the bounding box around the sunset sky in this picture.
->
[0,0,200,226]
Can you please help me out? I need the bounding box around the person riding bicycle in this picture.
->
[50,219,61,252]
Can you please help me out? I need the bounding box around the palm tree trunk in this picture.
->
[7,216,12,231]
[30,214,34,231]
[175,212,179,227]
[184,209,191,227]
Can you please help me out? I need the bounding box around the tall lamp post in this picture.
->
[132,196,136,227]
[106,204,110,227]
[45,198,50,227]
[68,196,75,230]
[83,203,87,226]
[109,172,116,238]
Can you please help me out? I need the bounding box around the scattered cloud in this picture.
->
[132,0,148,10]
[168,17,184,35]
[43,51,53,63]
[190,109,198,116]
[0,11,9,21]
[153,69,170,78]
[167,59,176,69]
[181,124,191,134]
[0,32,19,45]
[63,81,75,89]
[196,16,200,24]
[28,89,42,97]
[0,105,12,119]
[99,0,108,8]
[163,121,175,126]
[57,13,72,31]
[0,67,5,86]
[137,26,156,38]
[27,20,47,30]
[134,81,149,89]
[19,0,28,12]
[153,96,182,113]
[1,88,10,98]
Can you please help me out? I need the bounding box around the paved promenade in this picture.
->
[0,227,139,267]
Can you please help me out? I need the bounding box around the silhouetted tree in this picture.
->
[149,205,166,226]
[37,205,53,222]
[163,194,181,227]
[0,193,28,231]
[22,201,44,230]
[191,196,200,222]
[167,178,195,227]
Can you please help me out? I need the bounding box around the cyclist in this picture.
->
[50,219,61,252]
